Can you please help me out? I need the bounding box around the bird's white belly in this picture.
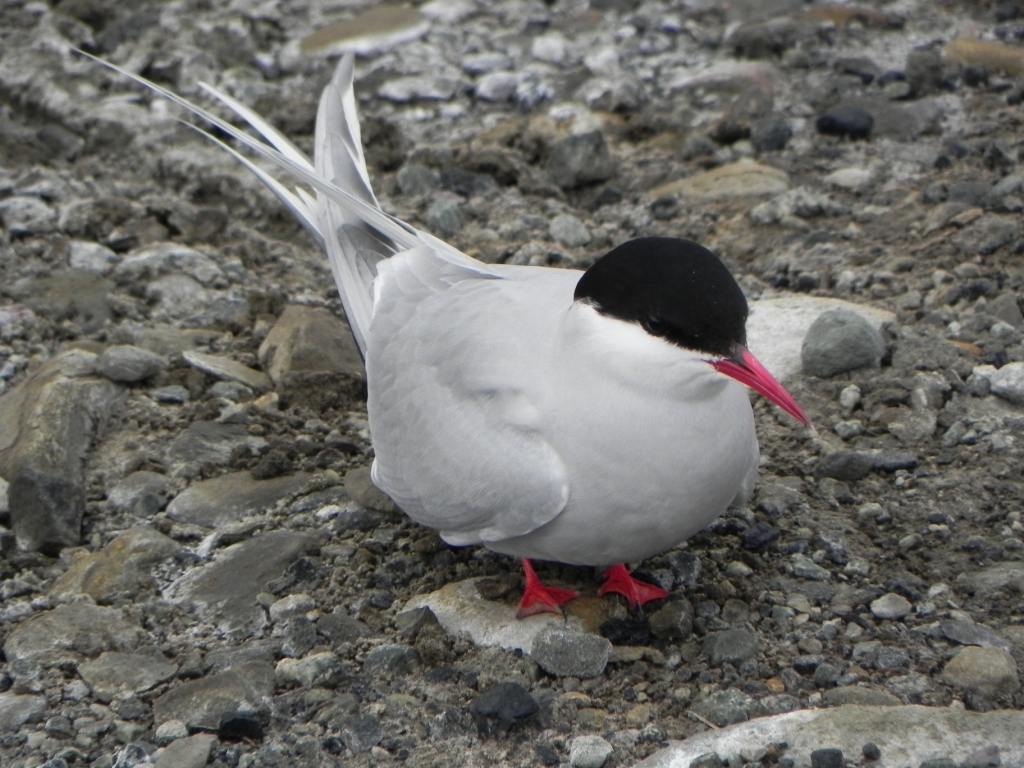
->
[486,379,758,565]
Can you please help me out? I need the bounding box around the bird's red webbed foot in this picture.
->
[517,558,579,618]
[597,563,669,609]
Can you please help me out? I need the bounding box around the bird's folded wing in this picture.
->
[368,249,571,544]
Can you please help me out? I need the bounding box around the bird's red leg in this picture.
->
[516,558,579,619]
[597,563,669,609]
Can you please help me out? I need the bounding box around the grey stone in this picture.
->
[115,242,223,285]
[281,617,317,658]
[69,241,119,273]
[146,274,211,320]
[166,471,315,528]
[545,131,615,189]
[962,746,1001,768]
[153,734,217,768]
[258,305,364,389]
[340,714,385,753]
[379,75,459,102]
[275,652,349,688]
[937,620,1013,654]
[815,451,876,482]
[956,563,1024,594]
[107,471,169,516]
[49,526,182,604]
[984,362,1024,405]
[649,598,694,640]
[167,421,265,467]
[811,748,844,768]
[870,593,912,620]
[802,310,885,378]
[690,689,753,727]
[0,692,46,732]
[362,644,420,675]
[714,87,773,144]
[97,345,167,383]
[0,196,57,235]
[396,164,441,195]
[570,735,613,768]
[940,647,1020,696]
[0,350,125,553]
[182,350,272,392]
[905,47,944,95]
[549,213,591,248]
[78,650,178,702]
[919,758,956,768]
[153,720,189,745]
[426,195,463,237]
[469,681,539,737]
[750,115,792,153]
[4,602,145,665]
[531,627,611,678]
[152,660,274,730]
[318,610,376,645]
[344,465,396,512]
[886,673,932,697]
[269,593,315,623]
[823,687,900,706]
[703,628,759,665]
[475,71,519,102]
[792,554,831,581]
[165,530,313,634]
[148,385,190,403]
[872,647,910,670]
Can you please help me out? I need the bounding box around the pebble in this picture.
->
[550,213,592,248]
[870,592,912,620]
[545,132,615,189]
[802,310,885,378]
[816,105,873,139]
[152,660,274,731]
[469,682,539,738]
[97,345,167,383]
[570,735,614,768]
[940,647,1020,696]
[182,350,272,392]
[153,734,217,768]
[810,748,844,768]
[531,627,611,678]
[648,598,694,640]
[703,628,759,665]
[339,714,385,754]
[792,553,831,581]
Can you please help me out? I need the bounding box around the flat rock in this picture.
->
[956,563,1024,594]
[166,471,316,528]
[870,593,912,620]
[77,650,178,701]
[746,297,894,384]
[296,5,429,58]
[152,660,275,730]
[4,601,145,665]
[704,628,759,665]
[531,626,611,678]
[165,530,314,635]
[49,525,182,603]
[153,734,218,768]
[257,305,364,389]
[106,471,170,516]
[545,131,615,189]
[167,421,266,467]
[691,689,754,727]
[97,344,167,383]
[822,686,900,707]
[802,310,886,378]
[940,647,1020,696]
[0,349,125,553]
[0,693,47,732]
[635,705,1024,768]
[937,620,1014,654]
[651,160,789,202]
[182,350,272,392]
[404,578,582,653]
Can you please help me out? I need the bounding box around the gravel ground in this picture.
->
[2,0,1024,767]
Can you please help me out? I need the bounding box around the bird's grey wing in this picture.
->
[367,248,571,545]
[730,435,760,508]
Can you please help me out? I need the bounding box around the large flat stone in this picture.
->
[0,693,46,732]
[633,705,1024,768]
[0,349,125,553]
[50,526,182,603]
[165,530,314,635]
[167,421,266,467]
[4,602,145,665]
[166,471,316,529]
[152,661,275,731]
[78,650,178,702]
[258,304,364,389]
[651,160,789,201]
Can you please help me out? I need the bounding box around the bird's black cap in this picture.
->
[574,237,748,358]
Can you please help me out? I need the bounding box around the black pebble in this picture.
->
[863,742,882,761]
[535,745,560,766]
[323,737,345,755]
[469,682,539,738]
[218,711,266,741]
[816,105,873,139]
[741,521,781,551]
[810,748,844,768]
[650,196,681,220]
[600,616,651,646]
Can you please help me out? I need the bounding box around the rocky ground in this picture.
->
[2,0,1024,767]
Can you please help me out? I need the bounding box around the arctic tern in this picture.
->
[83,51,809,618]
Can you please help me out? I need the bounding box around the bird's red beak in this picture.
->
[711,346,809,425]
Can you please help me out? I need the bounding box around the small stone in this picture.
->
[825,167,873,193]
[810,748,844,768]
[148,385,190,403]
[690,689,752,727]
[962,745,1001,768]
[269,593,315,623]
[919,759,956,768]
[816,105,873,139]
[689,754,723,768]
[549,214,591,248]
[802,310,885,378]
[182,350,271,392]
[470,682,539,738]
[750,115,792,152]
[153,733,216,768]
[870,593,912,620]
[275,652,347,688]
[362,645,419,676]
[0,196,57,235]
[97,345,167,383]
[426,195,463,237]
[78,651,178,702]
[792,553,830,581]
[569,735,613,768]
[862,742,881,761]
[475,71,519,102]
[396,164,441,196]
[545,132,615,189]
[648,598,694,640]
[340,714,385,753]
[152,661,274,732]
[872,646,910,670]
[984,361,1024,405]
[69,241,118,273]
[153,719,189,745]
[725,560,754,578]
[703,628,758,665]
[4,602,144,665]
[531,627,611,678]
[741,521,781,550]
[258,305,363,389]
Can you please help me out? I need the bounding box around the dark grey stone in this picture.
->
[318,610,376,644]
[750,115,792,152]
[648,598,694,640]
[545,132,615,189]
[919,759,957,768]
[816,105,873,139]
[362,644,420,676]
[151,661,274,732]
[813,662,841,688]
[961,745,1000,768]
[340,714,384,754]
[97,345,166,383]
[815,451,876,482]
[666,550,702,586]
[689,754,724,768]
[905,47,944,95]
[872,646,910,670]
[811,748,844,768]
[167,421,263,467]
[690,689,752,727]
[937,620,1014,653]
[714,86,773,144]
[469,682,539,738]
[863,742,881,761]
[802,310,885,378]
[703,628,759,665]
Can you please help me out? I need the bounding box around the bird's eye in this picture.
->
[645,315,665,334]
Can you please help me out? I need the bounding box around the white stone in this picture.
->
[532,32,567,65]
[269,593,316,623]
[870,592,912,620]
[570,735,613,768]
[824,167,874,193]
[980,361,1024,405]
[475,72,519,102]
[549,214,591,248]
[153,719,189,745]
[69,241,118,273]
